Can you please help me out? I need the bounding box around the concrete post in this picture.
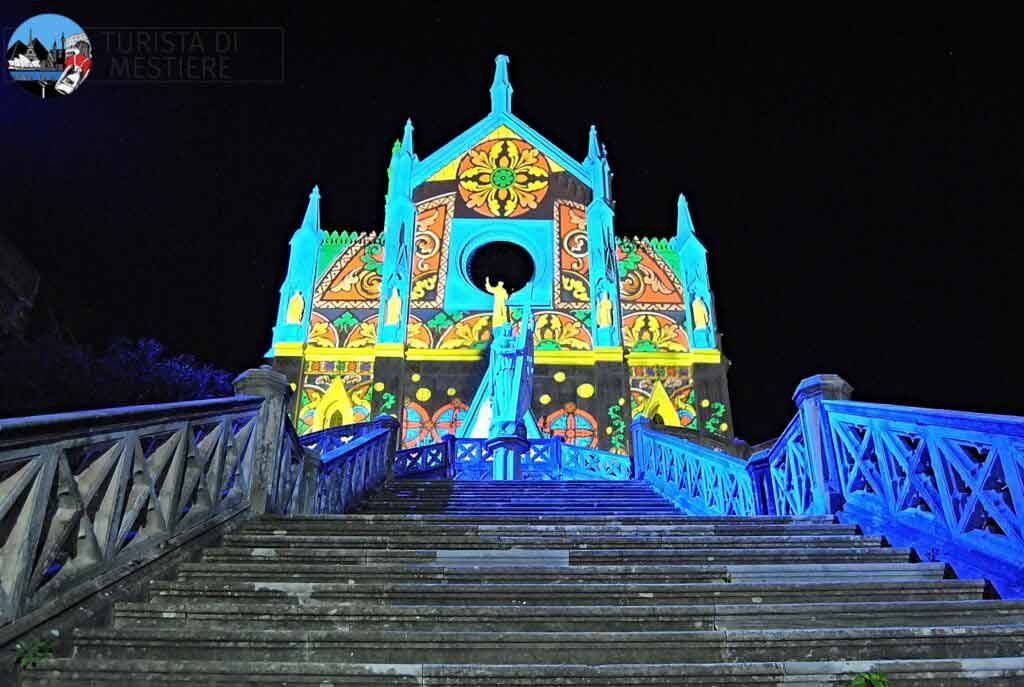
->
[233,366,292,515]
[793,374,853,514]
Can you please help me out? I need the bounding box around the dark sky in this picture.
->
[1,6,1020,440]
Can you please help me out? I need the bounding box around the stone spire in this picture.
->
[490,55,513,114]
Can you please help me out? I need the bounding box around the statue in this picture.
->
[596,290,613,328]
[485,276,508,328]
[285,290,304,324]
[385,287,402,325]
[692,295,710,330]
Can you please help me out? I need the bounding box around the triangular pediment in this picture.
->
[412,112,590,189]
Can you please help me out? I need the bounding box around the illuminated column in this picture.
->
[583,126,622,350]
[371,120,418,419]
[583,126,630,452]
[676,194,717,350]
[268,186,323,412]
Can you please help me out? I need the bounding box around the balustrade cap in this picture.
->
[793,374,854,406]
[233,366,291,399]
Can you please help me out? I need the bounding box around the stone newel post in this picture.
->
[793,374,853,514]
[233,366,293,515]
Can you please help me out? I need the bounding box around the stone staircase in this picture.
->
[25,480,1024,685]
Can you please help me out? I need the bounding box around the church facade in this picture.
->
[267,56,733,455]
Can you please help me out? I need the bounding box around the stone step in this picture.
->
[236,521,861,536]
[258,513,840,525]
[217,532,883,550]
[111,598,1024,632]
[174,560,947,584]
[150,578,984,606]
[67,624,1024,664]
[354,508,686,515]
[27,656,1024,686]
[175,546,912,573]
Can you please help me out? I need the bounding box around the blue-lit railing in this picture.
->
[632,418,757,516]
[393,440,449,477]
[561,443,632,481]
[820,399,1024,597]
[298,415,400,514]
[393,435,630,481]
[633,373,1024,597]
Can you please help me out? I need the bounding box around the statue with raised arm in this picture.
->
[485,276,509,328]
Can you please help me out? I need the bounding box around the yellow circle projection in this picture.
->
[373,382,385,392]
[446,387,457,396]
[700,399,710,408]
[576,383,595,399]
[411,373,421,382]
[719,423,729,432]
[416,387,432,402]
[618,397,625,406]
[553,371,567,383]
[606,427,613,435]
[539,394,551,405]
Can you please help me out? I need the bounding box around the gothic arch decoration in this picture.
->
[410,194,454,308]
[642,380,680,427]
[553,200,590,310]
[457,137,551,218]
[544,404,599,448]
[312,378,357,431]
[617,238,686,312]
[437,312,494,350]
[533,311,592,351]
[314,232,384,308]
[405,313,433,350]
[344,315,379,348]
[306,312,340,348]
[622,312,689,352]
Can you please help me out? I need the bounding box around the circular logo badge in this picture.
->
[6,14,91,99]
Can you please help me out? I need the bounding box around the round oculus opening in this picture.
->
[467,240,534,295]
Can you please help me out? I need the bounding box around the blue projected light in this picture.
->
[443,218,553,311]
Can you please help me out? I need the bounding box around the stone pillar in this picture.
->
[793,374,853,514]
[233,366,292,515]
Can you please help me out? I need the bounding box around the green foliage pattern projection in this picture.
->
[704,400,727,434]
[607,403,626,450]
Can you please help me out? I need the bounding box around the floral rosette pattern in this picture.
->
[457,138,550,217]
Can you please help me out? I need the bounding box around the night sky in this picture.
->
[1,6,1020,441]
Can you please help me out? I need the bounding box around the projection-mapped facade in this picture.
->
[267,56,733,454]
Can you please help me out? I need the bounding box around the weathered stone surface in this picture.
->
[23,480,1024,685]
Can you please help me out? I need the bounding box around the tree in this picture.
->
[0,335,234,418]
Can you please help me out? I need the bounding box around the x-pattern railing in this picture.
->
[0,397,263,625]
[824,401,1024,560]
[632,420,756,516]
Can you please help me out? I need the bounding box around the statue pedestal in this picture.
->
[487,435,529,480]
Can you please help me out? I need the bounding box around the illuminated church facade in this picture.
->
[267,56,733,455]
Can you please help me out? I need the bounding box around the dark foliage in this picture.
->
[0,335,234,418]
